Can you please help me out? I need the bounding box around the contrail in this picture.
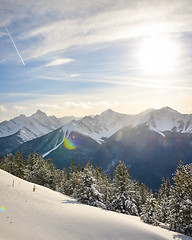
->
[4,25,25,66]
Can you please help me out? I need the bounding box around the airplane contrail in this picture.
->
[4,25,25,66]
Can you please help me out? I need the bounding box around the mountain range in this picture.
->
[1,107,192,189]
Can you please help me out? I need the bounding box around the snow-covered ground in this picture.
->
[0,170,191,240]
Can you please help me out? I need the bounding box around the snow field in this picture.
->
[0,169,191,240]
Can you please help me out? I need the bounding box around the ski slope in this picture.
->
[0,170,191,240]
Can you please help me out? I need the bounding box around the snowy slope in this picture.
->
[0,169,190,240]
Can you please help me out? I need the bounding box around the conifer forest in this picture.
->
[0,150,191,237]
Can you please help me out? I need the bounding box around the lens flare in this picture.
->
[64,136,77,150]
[0,206,5,212]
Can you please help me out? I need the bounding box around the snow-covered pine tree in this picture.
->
[155,178,171,224]
[140,190,157,225]
[14,150,25,178]
[1,153,17,176]
[110,161,138,215]
[100,173,112,209]
[131,180,149,216]
[73,162,104,208]
[168,162,192,236]
[43,158,58,190]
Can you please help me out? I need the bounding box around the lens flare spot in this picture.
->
[64,136,77,150]
[0,206,5,212]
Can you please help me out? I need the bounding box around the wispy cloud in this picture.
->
[62,101,120,109]
[0,0,192,120]
[6,0,190,60]
[70,74,80,78]
[1,1,192,61]
[14,105,27,111]
[0,105,8,112]
[46,58,75,67]
[36,103,63,109]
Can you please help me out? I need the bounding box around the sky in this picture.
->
[0,0,192,122]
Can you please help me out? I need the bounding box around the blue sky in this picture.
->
[0,0,192,121]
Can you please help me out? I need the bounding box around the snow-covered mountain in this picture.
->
[1,107,191,145]
[60,107,192,143]
[1,169,190,240]
[0,110,76,141]
[4,107,192,189]
[62,109,133,143]
[132,107,192,135]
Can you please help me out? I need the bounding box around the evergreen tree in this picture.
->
[1,153,16,175]
[100,173,112,209]
[110,161,138,215]
[140,190,157,225]
[14,150,25,178]
[168,162,192,236]
[131,180,149,215]
[73,162,104,208]
[155,178,171,224]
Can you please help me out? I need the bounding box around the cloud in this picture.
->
[62,101,119,109]
[36,103,63,109]
[14,105,27,111]
[1,0,192,61]
[8,0,190,60]
[46,58,75,67]
[0,105,8,112]
[70,74,80,78]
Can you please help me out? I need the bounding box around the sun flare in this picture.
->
[139,35,179,75]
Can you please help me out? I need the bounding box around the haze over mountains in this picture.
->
[0,107,192,189]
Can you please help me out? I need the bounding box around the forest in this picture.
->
[0,149,191,237]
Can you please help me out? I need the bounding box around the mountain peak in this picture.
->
[160,106,180,113]
[35,110,46,115]
[31,110,48,118]
[101,109,119,116]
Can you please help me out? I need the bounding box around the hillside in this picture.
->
[0,169,191,240]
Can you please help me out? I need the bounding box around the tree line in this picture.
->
[0,149,191,236]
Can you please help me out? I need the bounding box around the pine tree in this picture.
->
[14,150,25,178]
[110,161,138,215]
[100,173,112,209]
[73,162,104,208]
[140,190,157,225]
[1,153,16,175]
[155,178,171,224]
[168,162,192,236]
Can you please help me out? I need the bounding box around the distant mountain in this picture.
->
[62,109,133,143]
[0,110,76,155]
[131,107,192,135]
[91,124,192,189]
[6,107,192,189]
[59,107,192,143]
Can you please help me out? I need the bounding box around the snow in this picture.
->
[64,107,192,144]
[1,107,192,144]
[149,126,166,137]
[0,110,77,141]
[67,109,133,143]
[42,138,64,158]
[132,107,192,134]
[0,169,191,240]
[62,121,104,144]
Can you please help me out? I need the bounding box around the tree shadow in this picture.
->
[173,234,192,240]
[61,199,81,205]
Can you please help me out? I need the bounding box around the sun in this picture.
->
[139,35,179,75]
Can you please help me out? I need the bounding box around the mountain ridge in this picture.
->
[0,106,192,157]
[1,106,191,189]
